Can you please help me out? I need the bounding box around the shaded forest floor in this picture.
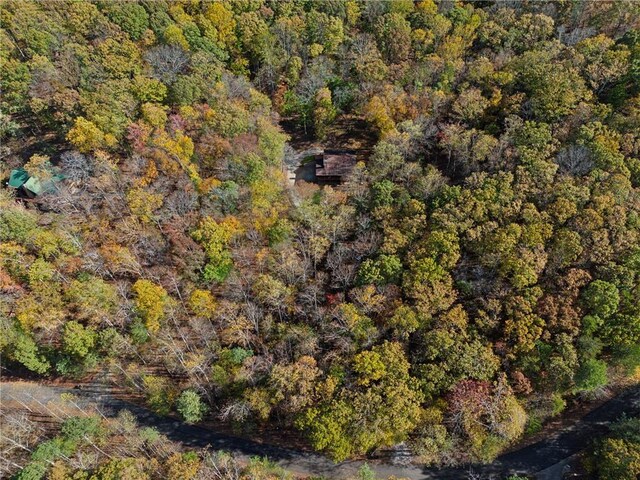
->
[280,114,377,158]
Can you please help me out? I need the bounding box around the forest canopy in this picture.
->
[1,0,640,473]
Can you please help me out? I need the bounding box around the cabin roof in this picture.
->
[316,153,357,178]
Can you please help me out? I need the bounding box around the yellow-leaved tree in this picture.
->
[132,279,172,333]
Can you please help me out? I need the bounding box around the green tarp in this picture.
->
[8,168,29,188]
[24,176,44,195]
[7,168,64,195]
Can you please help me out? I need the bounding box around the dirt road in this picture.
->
[2,381,640,479]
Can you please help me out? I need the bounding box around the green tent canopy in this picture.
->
[8,168,64,195]
[8,168,29,188]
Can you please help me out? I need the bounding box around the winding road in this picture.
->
[2,381,640,479]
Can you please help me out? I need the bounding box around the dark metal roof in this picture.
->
[316,153,357,178]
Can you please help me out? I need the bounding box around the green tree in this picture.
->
[583,280,620,319]
[374,13,411,64]
[574,358,608,393]
[101,2,149,40]
[191,217,241,283]
[11,330,51,374]
[298,342,423,461]
[512,48,592,120]
[142,375,176,415]
[313,87,336,140]
[65,276,118,325]
[176,390,209,424]
[62,321,96,359]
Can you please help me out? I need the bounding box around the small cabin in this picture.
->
[286,149,358,186]
[314,151,358,185]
